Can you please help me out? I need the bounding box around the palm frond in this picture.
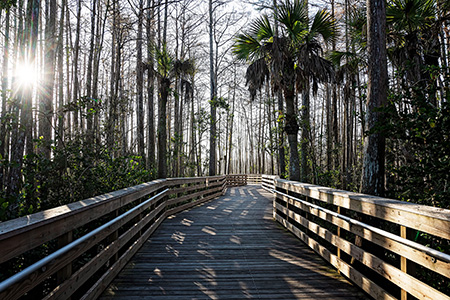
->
[276,0,309,43]
[308,9,337,44]
[233,32,263,61]
[387,0,436,33]
[249,14,274,41]
[153,43,174,79]
[245,58,270,100]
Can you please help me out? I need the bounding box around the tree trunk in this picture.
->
[38,0,56,159]
[147,0,156,170]
[301,88,310,182]
[284,87,300,181]
[56,0,65,150]
[0,9,10,189]
[86,0,97,145]
[136,0,145,161]
[72,0,81,133]
[208,0,217,176]
[158,78,169,178]
[361,0,388,196]
[107,1,117,153]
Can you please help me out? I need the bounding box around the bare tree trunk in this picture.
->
[147,0,156,170]
[9,0,40,206]
[38,0,56,159]
[72,0,81,134]
[361,0,387,196]
[208,0,217,176]
[136,0,145,161]
[301,87,310,182]
[107,1,117,152]
[86,0,97,145]
[0,9,10,189]
[56,0,65,150]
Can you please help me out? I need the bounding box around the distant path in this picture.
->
[100,186,367,300]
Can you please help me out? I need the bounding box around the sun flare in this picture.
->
[15,63,38,86]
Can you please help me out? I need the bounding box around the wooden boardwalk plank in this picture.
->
[100,186,368,300]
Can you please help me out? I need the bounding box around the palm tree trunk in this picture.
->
[158,78,169,178]
[285,87,300,181]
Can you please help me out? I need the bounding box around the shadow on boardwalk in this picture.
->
[101,186,368,300]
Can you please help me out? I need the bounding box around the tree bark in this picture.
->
[284,87,300,181]
[136,0,145,161]
[208,0,217,176]
[38,0,56,159]
[72,0,81,133]
[361,0,388,196]
[301,88,310,182]
[86,0,97,145]
[147,0,156,170]
[0,9,10,189]
[157,78,169,178]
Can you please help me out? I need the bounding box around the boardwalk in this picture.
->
[100,186,367,300]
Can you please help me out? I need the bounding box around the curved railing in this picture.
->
[0,176,226,300]
[271,179,450,300]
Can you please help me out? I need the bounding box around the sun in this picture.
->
[15,63,38,86]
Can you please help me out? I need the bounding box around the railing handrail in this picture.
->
[272,189,450,264]
[0,175,227,300]
[272,178,450,300]
[0,189,169,294]
[276,179,450,239]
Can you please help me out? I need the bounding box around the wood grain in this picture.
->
[100,186,367,300]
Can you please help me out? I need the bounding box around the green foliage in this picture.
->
[0,0,16,10]
[384,86,450,209]
[0,135,154,222]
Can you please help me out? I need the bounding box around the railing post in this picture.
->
[57,231,73,291]
[400,226,416,300]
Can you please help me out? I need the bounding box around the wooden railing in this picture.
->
[0,176,226,300]
[225,174,263,186]
[261,174,278,191]
[272,179,450,300]
[226,174,247,186]
[247,174,262,184]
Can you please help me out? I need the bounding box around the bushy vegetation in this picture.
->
[0,135,154,221]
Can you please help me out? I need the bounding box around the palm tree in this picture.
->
[233,0,336,181]
[151,44,195,178]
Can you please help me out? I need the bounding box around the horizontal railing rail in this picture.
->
[261,174,278,191]
[247,174,262,184]
[226,174,247,186]
[271,179,450,300]
[0,175,226,300]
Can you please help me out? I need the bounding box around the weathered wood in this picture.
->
[275,180,450,300]
[275,193,450,278]
[100,186,367,300]
[82,213,168,300]
[276,180,450,240]
[0,176,226,300]
[226,174,247,186]
[275,201,449,300]
[43,201,167,300]
[0,180,165,264]
[0,191,168,300]
[274,213,396,300]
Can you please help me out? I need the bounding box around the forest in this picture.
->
[0,0,449,223]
